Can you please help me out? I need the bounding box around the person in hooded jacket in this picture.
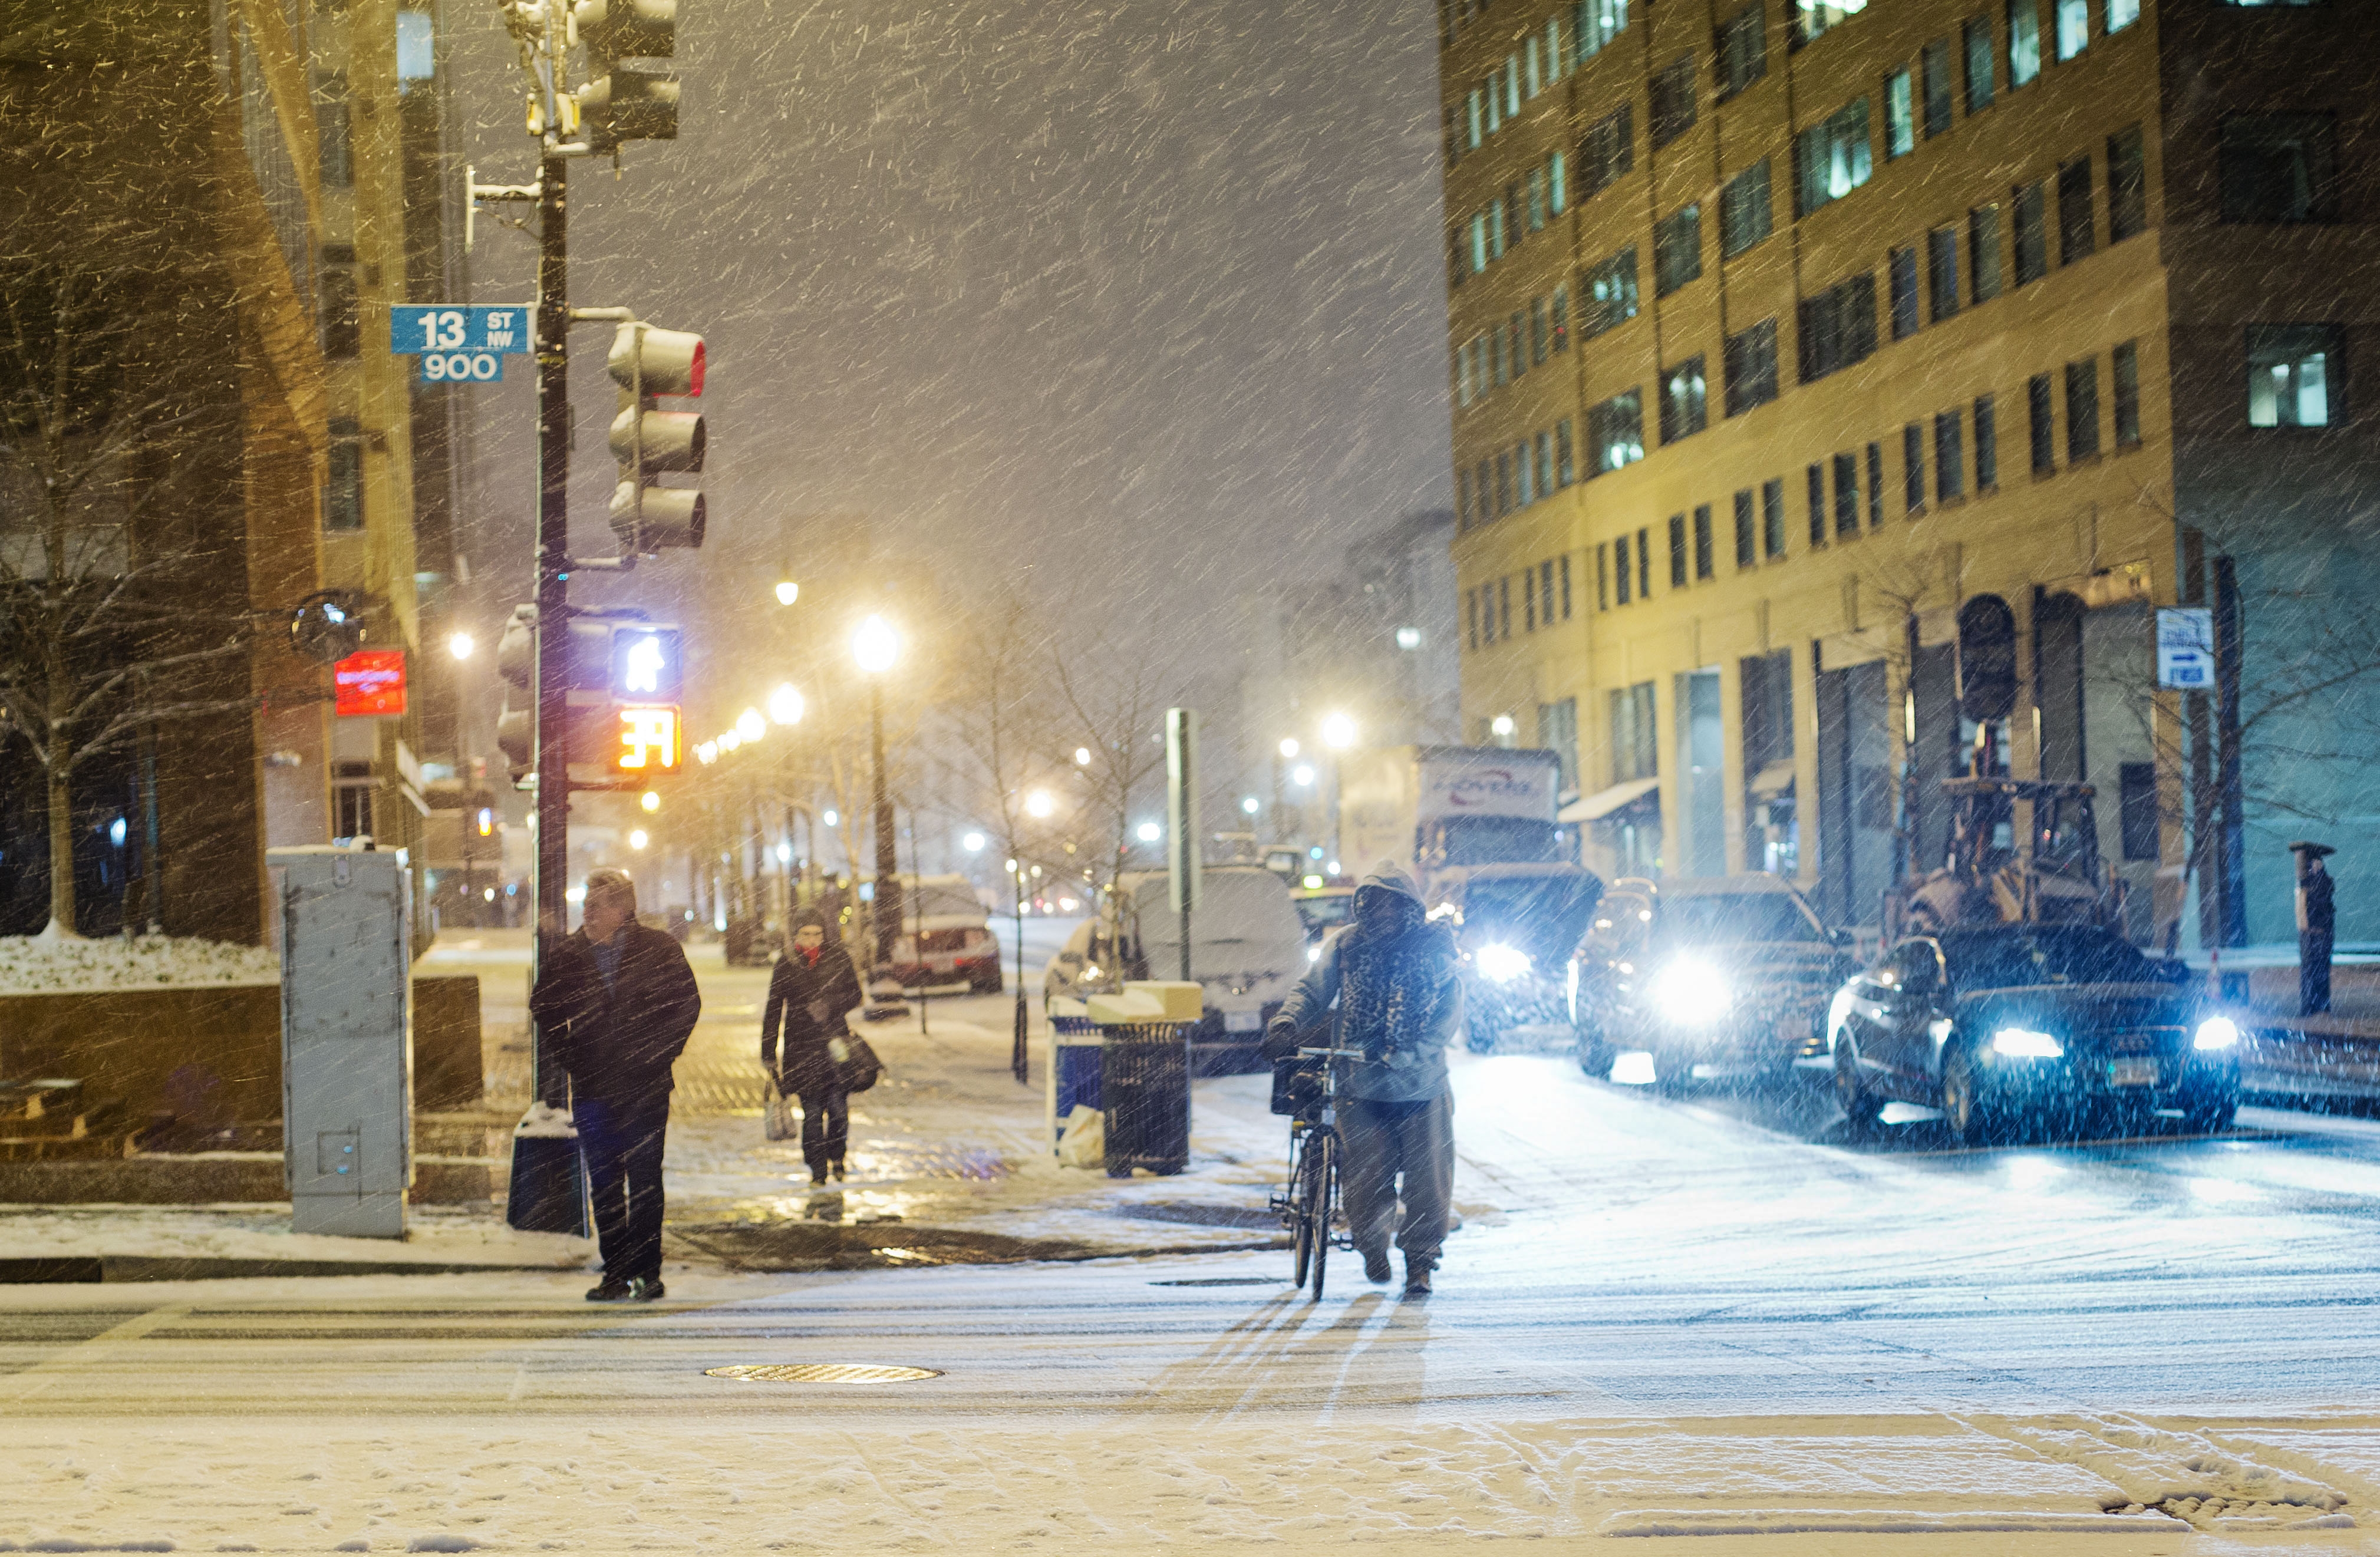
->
[762,907,865,1183]
[1265,860,1462,1296]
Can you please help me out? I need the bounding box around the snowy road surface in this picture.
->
[6,935,2380,1550]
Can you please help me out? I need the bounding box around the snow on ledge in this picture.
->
[0,933,281,995]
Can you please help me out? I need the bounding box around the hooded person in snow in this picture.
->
[762,906,865,1183]
[1265,860,1462,1295]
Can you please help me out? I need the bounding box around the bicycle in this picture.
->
[1271,1044,1367,1298]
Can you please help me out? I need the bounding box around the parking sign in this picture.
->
[2157,607,2215,690]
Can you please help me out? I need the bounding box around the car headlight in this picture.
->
[1991,1027,2063,1058]
[1306,945,1321,965]
[1474,943,1531,983]
[1653,958,1729,1025]
[2194,1015,2240,1051]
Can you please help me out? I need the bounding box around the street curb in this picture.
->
[0,1256,581,1285]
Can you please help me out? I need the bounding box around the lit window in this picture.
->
[2246,325,2336,428]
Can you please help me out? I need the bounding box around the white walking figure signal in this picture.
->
[623,634,664,694]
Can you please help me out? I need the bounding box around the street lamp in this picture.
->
[963,831,985,852]
[767,682,806,725]
[628,829,649,850]
[1321,711,1357,750]
[447,631,474,661]
[736,707,766,742]
[1278,737,1300,760]
[1292,764,1315,787]
[1026,790,1055,819]
[1136,821,1162,843]
[1073,746,1091,766]
[639,790,660,813]
[774,577,799,607]
[851,613,903,982]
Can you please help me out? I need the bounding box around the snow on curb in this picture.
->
[0,934,279,995]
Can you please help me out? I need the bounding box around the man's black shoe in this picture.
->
[627,1275,667,1302]
[586,1277,634,1302]
[1363,1249,1393,1284]
[1403,1258,1435,1297]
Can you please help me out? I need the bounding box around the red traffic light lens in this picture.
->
[685,339,704,397]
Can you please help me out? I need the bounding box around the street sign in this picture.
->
[334,649,408,717]
[389,305,533,355]
[2158,606,2216,689]
[610,703,681,773]
[608,625,684,701]
[418,351,504,384]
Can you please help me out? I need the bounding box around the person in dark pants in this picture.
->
[762,907,865,1183]
[2293,842,2337,1017]
[1265,860,1462,1297]
[529,869,701,1303]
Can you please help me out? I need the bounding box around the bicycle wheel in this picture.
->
[1308,1130,1336,1299]
[1289,1134,1317,1288]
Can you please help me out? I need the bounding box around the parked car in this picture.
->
[1289,883,1355,956]
[1432,862,1603,1053]
[884,874,1004,993]
[1571,875,1852,1086]
[1041,865,1307,1074]
[1826,923,2241,1144]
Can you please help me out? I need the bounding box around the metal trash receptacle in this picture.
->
[1048,1014,1103,1152]
[1101,1021,1191,1177]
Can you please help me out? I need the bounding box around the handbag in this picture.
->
[829,1033,884,1094]
[763,1080,799,1141]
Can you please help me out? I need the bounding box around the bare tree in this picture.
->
[1052,631,1175,918]
[0,249,250,939]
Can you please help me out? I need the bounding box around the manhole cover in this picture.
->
[705,1363,941,1384]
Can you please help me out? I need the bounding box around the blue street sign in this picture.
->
[418,351,504,384]
[390,305,533,355]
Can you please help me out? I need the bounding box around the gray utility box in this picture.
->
[270,846,413,1238]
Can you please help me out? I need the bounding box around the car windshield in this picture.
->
[1461,875,1600,962]
[906,883,984,921]
[1938,927,2170,989]
[1656,893,1824,945]
[1296,896,1352,932]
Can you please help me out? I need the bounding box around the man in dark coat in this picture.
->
[529,869,701,1302]
[1265,861,1462,1297]
[2294,842,2337,1017]
[762,907,865,1183]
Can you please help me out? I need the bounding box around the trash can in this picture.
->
[1100,1021,1191,1177]
[1047,1012,1103,1153]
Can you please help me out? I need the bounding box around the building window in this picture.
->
[1517,437,1537,506]
[2054,0,2086,60]
[1798,271,1876,382]
[1556,418,1576,484]
[2007,0,2041,85]
[1525,566,1537,632]
[1501,576,1512,638]
[1733,489,1756,568]
[1561,555,1574,619]
[315,72,353,188]
[1611,682,1658,783]
[2246,324,2336,428]
[1724,319,1779,415]
[1589,390,1645,474]
[1794,97,1873,217]
[1654,204,1703,296]
[1969,203,2003,301]
[2112,341,2141,446]
[2013,180,2048,283]
[2057,154,2095,264]
[1805,464,1826,547]
[1651,55,1698,147]
[2107,0,2137,29]
[1466,89,1484,150]
[2108,126,2147,240]
[2220,114,2338,224]
[1936,411,1965,500]
[1693,504,1715,580]
[2028,372,2055,471]
[1669,514,1690,588]
[1719,159,1774,259]
[1536,430,1555,495]
[324,418,364,532]
[1490,197,1508,259]
[1922,38,1954,137]
[1661,355,1709,443]
[1531,298,1549,365]
[1580,105,1634,199]
[2118,763,2158,859]
[1833,451,1859,536]
[1525,34,1544,97]
[1498,451,1516,513]
[1548,150,1569,216]
[333,761,375,842]
[1527,166,1548,233]
[1466,588,1478,649]
[1794,0,1866,47]
[1762,476,1786,558]
[2066,356,2101,460]
[1885,70,1915,160]
[1718,4,1767,98]
[1597,543,1610,610]
[1577,0,1630,60]
[1581,246,1640,337]
[1903,422,1926,512]
[1505,52,1522,117]
[1889,246,1920,340]
[1974,393,1998,486]
[319,252,360,359]
[1927,225,1960,321]
[1550,285,1571,352]
[1866,440,1884,525]
[1963,17,1995,110]
[1614,534,1631,604]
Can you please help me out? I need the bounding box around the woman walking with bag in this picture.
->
[762,909,864,1183]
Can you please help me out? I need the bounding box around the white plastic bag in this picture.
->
[1054,1104,1105,1169]
[764,1084,799,1142]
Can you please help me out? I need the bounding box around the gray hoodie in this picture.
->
[1268,860,1462,1103]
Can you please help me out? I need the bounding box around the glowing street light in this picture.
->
[695,741,718,764]
[852,613,900,675]
[1241,796,1261,816]
[1320,711,1357,750]
[767,682,806,725]
[628,829,649,850]
[1136,821,1162,843]
[1278,737,1300,759]
[822,809,839,827]
[1491,713,1517,737]
[1026,790,1055,819]
[1292,763,1315,787]
[963,831,985,852]
[736,707,766,742]
[1395,626,1422,651]
[774,578,799,606]
[718,730,742,753]
[1073,747,1092,766]
[447,631,474,661]
[639,790,660,813]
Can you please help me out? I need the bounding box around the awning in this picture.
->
[1748,760,1798,799]
[1560,777,1660,823]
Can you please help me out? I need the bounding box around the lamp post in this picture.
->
[852,615,904,982]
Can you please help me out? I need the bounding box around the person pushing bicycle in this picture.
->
[1264,861,1462,1295]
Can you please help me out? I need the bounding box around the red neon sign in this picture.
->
[333,649,408,717]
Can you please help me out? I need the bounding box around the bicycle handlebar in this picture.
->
[1296,1045,1370,1061]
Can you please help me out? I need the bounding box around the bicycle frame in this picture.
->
[1272,1044,1367,1297]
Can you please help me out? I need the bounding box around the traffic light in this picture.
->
[605,322,706,553]
[573,0,678,153]
[493,604,637,786]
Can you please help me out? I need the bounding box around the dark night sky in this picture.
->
[446,0,1455,694]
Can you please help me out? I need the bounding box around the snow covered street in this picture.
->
[8,934,2380,1550]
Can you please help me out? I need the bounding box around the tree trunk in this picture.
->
[42,753,80,940]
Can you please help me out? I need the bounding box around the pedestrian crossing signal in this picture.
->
[612,703,681,773]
